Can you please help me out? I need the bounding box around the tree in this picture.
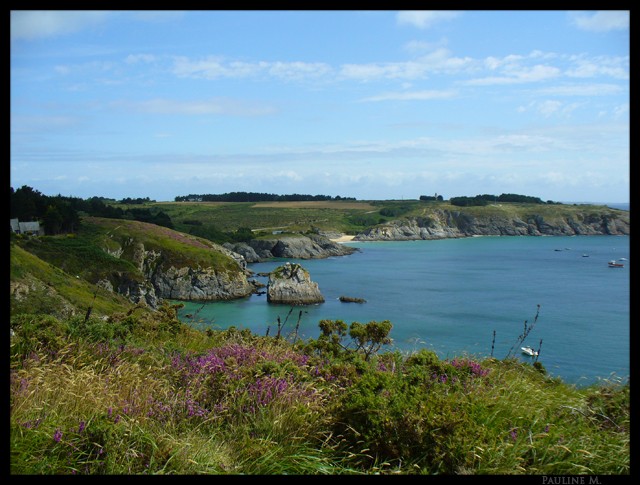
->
[316,319,349,356]
[11,185,45,221]
[42,205,63,235]
[349,320,393,361]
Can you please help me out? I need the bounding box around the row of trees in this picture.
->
[449,193,558,207]
[10,186,173,235]
[419,194,444,201]
[174,192,355,202]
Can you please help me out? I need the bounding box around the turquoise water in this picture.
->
[176,235,630,386]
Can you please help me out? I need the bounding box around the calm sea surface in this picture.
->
[176,235,630,387]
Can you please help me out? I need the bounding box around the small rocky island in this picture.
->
[267,262,325,305]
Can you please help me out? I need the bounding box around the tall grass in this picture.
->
[10,306,629,475]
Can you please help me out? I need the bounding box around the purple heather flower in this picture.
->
[53,428,63,443]
[78,421,86,433]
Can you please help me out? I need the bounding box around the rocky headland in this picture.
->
[353,209,629,241]
[224,233,358,262]
[99,236,254,308]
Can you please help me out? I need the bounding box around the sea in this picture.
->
[176,232,630,388]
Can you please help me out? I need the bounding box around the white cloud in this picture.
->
[172,56,332,81]
[267,61,333,81]
[119,98,276,117]
[340,61,425,81]
[396,11,461,29]
[571,11,629,32]
[125,54,158,64]
[466,64,560,86]
[10,11,110,40]
[518,100,582,119]
[612,103,629,120]
[360,89,457,102]
[340,49,473,82]
[403,38,448,54]
[536,83,623,96]
[565,55,629,80]
[537,100,563,117]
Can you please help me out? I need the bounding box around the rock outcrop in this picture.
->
[100,238,253,308]
[224,233,358,262]
[152,265,253,302]
[267,262,324,305]
[354,209,630,241]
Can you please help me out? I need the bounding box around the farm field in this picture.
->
[115,199,393,235]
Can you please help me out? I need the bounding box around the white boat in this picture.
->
[521,346,538,357]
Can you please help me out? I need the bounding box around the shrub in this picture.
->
[10,314,70,361]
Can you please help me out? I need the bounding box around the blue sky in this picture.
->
[10,10,630,203]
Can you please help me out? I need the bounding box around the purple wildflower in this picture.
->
[53,428,63,442]
[510,428,517,441]
[78,421,86,433]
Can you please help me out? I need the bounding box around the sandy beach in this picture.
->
[330,235,356,243]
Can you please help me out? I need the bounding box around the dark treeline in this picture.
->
[120,197,153,205]
[449,193,559,207]
[419,195,444,201]
[174,192,356,202]
[10,186,172,235]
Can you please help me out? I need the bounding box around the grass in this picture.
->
[10,216,245,321]
[10,244,137,319]
[10,306,630,475]
[111,200,628,238]
[83,217,239,272]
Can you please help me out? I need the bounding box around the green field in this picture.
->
[113,199,626,236]
[118,200,389,234]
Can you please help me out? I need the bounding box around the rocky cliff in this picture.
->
[84,218,255,308]
[104,239,253,307]
[353,208,630,241]
[267,262,325,305]
[224,233,358,262]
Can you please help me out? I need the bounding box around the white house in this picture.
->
[10,218,44,236]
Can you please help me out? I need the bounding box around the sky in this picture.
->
[10,10,630,203]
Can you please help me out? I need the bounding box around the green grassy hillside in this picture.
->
[113,200,628,236]
[10,216,247,318]
[10,242,138,319]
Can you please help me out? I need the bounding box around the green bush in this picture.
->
[10,314,70,360]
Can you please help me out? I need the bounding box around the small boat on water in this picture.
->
[608,260,624,268]
[521,346,538,357]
